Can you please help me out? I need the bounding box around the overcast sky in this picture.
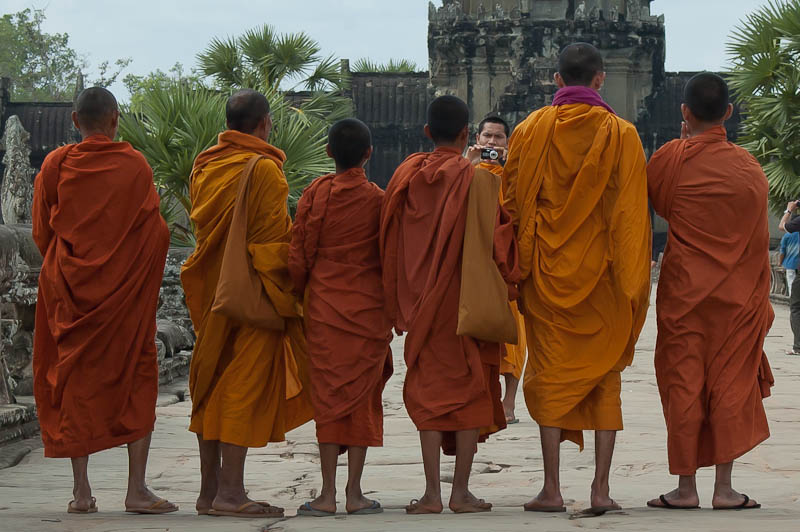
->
[5,0,772,99]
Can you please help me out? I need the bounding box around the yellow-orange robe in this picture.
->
[182,130,312,447]
[381,147,519,455]
[648,125,774,475]
[288,167,393,448]
[32,135,169,458]
[503,104,651,448]
[478,161,527,380]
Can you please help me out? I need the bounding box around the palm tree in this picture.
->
[727,0,800,211]
[120,25,352,244]
[352,58,419,73]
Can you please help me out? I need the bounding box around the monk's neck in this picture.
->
[687,122,725,138]
[80,132,114,142]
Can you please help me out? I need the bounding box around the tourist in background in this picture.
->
[779,205,800,356]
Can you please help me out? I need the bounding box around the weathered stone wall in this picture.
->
[1,116,35,225]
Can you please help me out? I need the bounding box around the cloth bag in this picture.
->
[456,167,518,344]
[211,155,285,330]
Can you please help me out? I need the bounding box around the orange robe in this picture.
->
[182,130,313,447]
[32,135,169,458]
[648,126,774,475]
[381,147,519,455]
[503,104,651,448]
[478,161,527,380]
[288,167,393,448]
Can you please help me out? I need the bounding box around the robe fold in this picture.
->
[32,135,169,458]
[478,161,527,380]
[503,103,651,448]
[381,147,519,455]
[648,125,774,475]
[182,130,313,448]
[288,167,393,448]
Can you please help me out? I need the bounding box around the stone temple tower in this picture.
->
[428,0,666,124]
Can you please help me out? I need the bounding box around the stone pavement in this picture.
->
[1,292,799,532]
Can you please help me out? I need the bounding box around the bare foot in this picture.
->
[211,490,266,515]
[450,490,492,513]
[305,490,337,514]
[68,496,97,513]
[345,488,374,514]
[524,489,565,512]
[647,487,700,509]
[406,493,443,514]
[590,481,620,510]
[125,485,178,513]
[713,488,760,509]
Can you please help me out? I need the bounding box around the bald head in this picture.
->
[684,73,730,123]
[426,95,470,145]
[328,118,372,169]
[557,43,604,87]
[226,89,271,136]
[73,87,119,136]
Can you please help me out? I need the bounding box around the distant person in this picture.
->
[647,73,773,510]
[503,42,651,515]
[779,208,800,356]
[467,115,527,424]
[181,89,313,518]
[289,119,393,517]
[380,95,519,514]
[32,87,176,515]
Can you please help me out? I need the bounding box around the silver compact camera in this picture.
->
[481,148,500,161]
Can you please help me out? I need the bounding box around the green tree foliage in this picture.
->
[120,25,351,244]
[352,58,419,73]
[727,0,800,210]
[0,8,129,101]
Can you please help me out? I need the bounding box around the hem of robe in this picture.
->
[188,421,289,448]
[316,420,383,448]
[534,405,623,450]
[42,424,154,459]
[668,431,770,476]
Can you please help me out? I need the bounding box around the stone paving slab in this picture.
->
[1,291,799,531]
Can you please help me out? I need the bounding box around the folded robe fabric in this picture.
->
[503,102,651,448]
[182,130,312,448]
[381,147,520,455]
[288,167,393,448]
[648,125,774,475]
[32,135,169,458]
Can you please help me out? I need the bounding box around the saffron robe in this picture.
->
[32,135,169,458]
[503,104,651,448]
[182,130,313,447]
[288,167,393,448]
[478,161,527,380]
[648,125,774,475]
[381,147,519,455]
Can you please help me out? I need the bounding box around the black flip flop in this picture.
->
[713,494,761,510]
[647,494,700,510]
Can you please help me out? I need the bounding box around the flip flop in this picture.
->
[647,494,700,510]
[67,497,97,514]
[713,494,761,510]
[208,501,283,518]
[348,499,383,515]
[406,499,443,514]
[451,499,492,514]
[578,504,622,517]
[506,417,520,425]
[296,502,336,517]
[125,498,178,514]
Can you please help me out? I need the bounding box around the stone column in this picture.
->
[1,116,35,225]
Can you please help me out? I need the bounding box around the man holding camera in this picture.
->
[467,116,527,426]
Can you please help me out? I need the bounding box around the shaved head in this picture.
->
[684,73,730,123]
[226,89,270,134]
[558,43,604,86]
[328,118,372,169]
[74,87,118,131]
[427,95,470,143]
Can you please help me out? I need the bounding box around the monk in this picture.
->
[182,89,313,518]
[288,118,393,517]
[467,115,527,424]
[646,73,773,511]
[32,87,177,515]
[381,95,519,514]
[503,43,651,514]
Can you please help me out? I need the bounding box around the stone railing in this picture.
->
[0,224,195,405]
